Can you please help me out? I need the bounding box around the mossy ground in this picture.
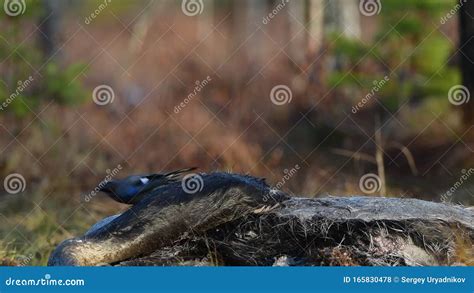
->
[0,193,123,266]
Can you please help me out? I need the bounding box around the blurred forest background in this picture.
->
[0,0,473,265]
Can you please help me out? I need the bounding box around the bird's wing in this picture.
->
[125,168,198,205]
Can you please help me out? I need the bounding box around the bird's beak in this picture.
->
[98,181,112,192]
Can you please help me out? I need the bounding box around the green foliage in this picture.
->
[44,62,88,106]
[0,194,99,266]
[331,34,372,60]
[423,68,461,97]
[328,0,459,116]
[0,1,87,117]
[412,35,452,74]
[9,95,33,117]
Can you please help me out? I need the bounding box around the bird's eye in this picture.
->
[139,177,149,184]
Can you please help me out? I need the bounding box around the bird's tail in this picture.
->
[163,167,198,180]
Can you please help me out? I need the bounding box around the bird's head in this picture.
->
[97,168,196,204]
[98,176,155,204]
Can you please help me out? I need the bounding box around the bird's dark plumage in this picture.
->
[99,167,197,204]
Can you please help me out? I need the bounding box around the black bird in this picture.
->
[99,167,196,204]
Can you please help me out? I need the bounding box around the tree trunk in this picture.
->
[287,0,306,64]
[324,0,361,39]
[198,0,215,42]
[38,0,63,61]
[308,0,324,54]
[119,196,473,266]
[244,0,266,63]
[48,173,474,266]
[459,0,474,127]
